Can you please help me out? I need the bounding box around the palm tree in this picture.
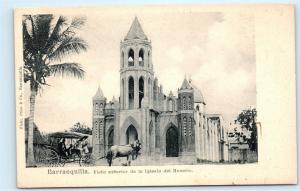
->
[23,15,88,167]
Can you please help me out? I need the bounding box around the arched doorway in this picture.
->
[108,128,114,149]
[166,127,179,157]
[126,125,138,144]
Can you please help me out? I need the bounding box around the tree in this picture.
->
[23,15,88,167]
[235,108,257,151]
[70,122,92,135]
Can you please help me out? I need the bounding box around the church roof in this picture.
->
[124,17,148,41]
[93,86,105,100]
[180,78,192,90]
[190,82,205,104]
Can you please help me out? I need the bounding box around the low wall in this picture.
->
[228,148,258,163]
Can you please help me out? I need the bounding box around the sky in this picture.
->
[24,8,256,133]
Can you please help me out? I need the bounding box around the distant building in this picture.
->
[92,17,229,164]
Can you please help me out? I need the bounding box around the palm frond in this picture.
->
[44,16,67,53]
[69,17,86,30]
[50,63,85,79]
[47,37,88,61]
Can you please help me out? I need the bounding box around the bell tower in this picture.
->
[92,86,106,158]
[120,17,154,110]
[178,78,195,156]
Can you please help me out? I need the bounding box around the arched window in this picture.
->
[139,49,144,66]
[95,121,98,137]
[139,77,144,108]
[99,121,103,136]
[188,117,193,136]
[183,117,187,136]
[182,97,186,110]
[188,96,192,110]
[128,77,134,109]
[128,49,134,67]
[168,99,173,112]
[95,103,98,113]
[196,105,199,111]
[99,103,103,114]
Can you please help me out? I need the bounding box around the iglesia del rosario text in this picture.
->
[92,17,229,165]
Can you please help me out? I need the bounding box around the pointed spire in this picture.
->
[93,86,105,100]
[188,75,192,83]
[180,77,192,90]
[169,91,173,97]
[124,17,148,40]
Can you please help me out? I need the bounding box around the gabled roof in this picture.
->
[124,17,148,41]
[93,86,105,100]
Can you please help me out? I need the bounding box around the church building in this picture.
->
[92,17,229,164]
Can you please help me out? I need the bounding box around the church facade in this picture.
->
[92,17,229,164]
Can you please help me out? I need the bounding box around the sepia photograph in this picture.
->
[22,11,257,167]
[14,5,296,187]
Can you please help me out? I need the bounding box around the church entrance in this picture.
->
[108,128,114,148]
[166,127,179,157]
[126,125,138,144]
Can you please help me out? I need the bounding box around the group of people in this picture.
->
[57,137,89,158]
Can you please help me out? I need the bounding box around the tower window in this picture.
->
[139,49,144,66]
[183,117,187,136]
[139,77,144,108]
[188,117,193,136]
[95,103,98,113]
[95,121,98,138]
[188,96,192,110]
[128,76,134,109]
[182,96,186,110]
[128,49,134,67]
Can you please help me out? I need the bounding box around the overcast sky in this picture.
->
[25,9,256,133]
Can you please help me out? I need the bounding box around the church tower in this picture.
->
[92,86,106,158]
[178,78,195,156]
[120,17,154,110]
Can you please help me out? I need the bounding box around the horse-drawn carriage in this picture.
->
[36,132,93,167]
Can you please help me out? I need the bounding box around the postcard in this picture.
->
[15,4,296,187]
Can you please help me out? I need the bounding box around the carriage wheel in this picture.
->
[79,154,94,167]
[39,148,63,167]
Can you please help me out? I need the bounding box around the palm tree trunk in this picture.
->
[27,89,37,167]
